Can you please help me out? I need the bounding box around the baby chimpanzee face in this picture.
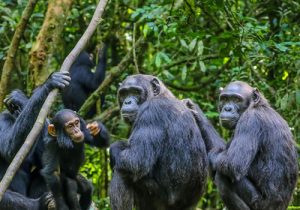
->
[63,116,84,143]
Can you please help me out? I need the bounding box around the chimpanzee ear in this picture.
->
[48,124,57,137]
[252,88,261,104]
[151,78,160,96]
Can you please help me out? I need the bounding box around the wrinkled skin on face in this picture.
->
[218,81,256,130]
[117,75,165,124]
[63,114,84,143]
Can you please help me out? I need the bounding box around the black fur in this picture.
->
[41,109,109,210]
[0,72,70,210]
[110,74,208,210]
[186,81,298,210]
[62,47,107,118]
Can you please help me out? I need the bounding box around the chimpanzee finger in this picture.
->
[4,95,13,105]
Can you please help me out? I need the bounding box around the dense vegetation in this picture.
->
[0,0,299,209]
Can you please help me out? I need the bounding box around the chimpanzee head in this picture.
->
[117,74,175,124]
[218,81,261,130]
[48,109,84,149]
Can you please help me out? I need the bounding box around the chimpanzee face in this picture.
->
[118,75,161,124]
[218,81,253,130]
[48,110,85,145]
[63,116,84,143]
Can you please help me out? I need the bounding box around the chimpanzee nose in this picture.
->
[224,106,232,112]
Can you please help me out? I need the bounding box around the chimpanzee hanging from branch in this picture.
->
[62,44,107,118]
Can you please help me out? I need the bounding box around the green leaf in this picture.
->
[188,38,197,52]
[162,70,175,79]
[160,52,171,63]
[180,39,188,49]
[182,65,187,81]
[199,61,206,72]
[296,90,300,105]
[155,53,161,67]
[143,24,149,37]
[275,43,288,52]
[197,40,204,56]
[280,94,289,110]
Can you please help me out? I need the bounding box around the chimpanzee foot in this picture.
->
[39,192,56,210]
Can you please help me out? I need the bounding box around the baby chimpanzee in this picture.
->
[41,109,109,210]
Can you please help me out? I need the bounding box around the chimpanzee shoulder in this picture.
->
[136,96,190,122]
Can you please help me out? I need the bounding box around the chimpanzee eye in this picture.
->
[119,95,126,103]
[232,97,242,103]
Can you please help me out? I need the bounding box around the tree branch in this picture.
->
[0,0,109,200]
[163,54,219,69]
[0,0,39,110]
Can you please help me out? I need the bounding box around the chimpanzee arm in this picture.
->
[210,113,260,181]
[77,46,107,91]
[41,142,66,207]
[113,106,164,181]
[81,119,110,148]
[182,99,226,152]
[93,44,107,88]
[86,121,110,148]
[0,72,70,161]
[41,143,60,187]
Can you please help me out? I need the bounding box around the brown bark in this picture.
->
[28,0,73,90]
[0,0,39,110]
[0,0,109,200]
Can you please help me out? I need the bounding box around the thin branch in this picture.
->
[132,23,139,74]
[90,105,119,123]
[163,54,219,69]
[0,0,39,110]
[0,0,109,200]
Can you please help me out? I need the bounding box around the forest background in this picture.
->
[0,0,299,209]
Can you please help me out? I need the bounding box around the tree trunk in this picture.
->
[28,0,73,91]
[0,0,39,110]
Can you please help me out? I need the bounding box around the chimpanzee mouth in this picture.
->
[220,117,237,130]
[122,113,137,123]
[72,133,84,143]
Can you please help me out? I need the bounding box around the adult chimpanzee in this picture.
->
[62,46,107,118]
[0,72,71,210]
[41,109,109,210]
[184,81,298,210]
[109,74,208,210]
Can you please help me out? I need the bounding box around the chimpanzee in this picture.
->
[41,109,109,210]
[109,74,208,210]
[184,81,298,210]
[5,90,110,200]
[62,46,107,118]
[0,72,71,210]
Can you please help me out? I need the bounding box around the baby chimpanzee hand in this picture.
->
[87,121,100,136]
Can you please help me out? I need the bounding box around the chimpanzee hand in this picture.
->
[45,72,71,90]
[182,98,208,125]
[208,148,223,171]
[4,89,28,116]
[110,141,128,169]
[87,121,101,136]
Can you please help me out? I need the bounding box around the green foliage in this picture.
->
[0,0,300,209]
